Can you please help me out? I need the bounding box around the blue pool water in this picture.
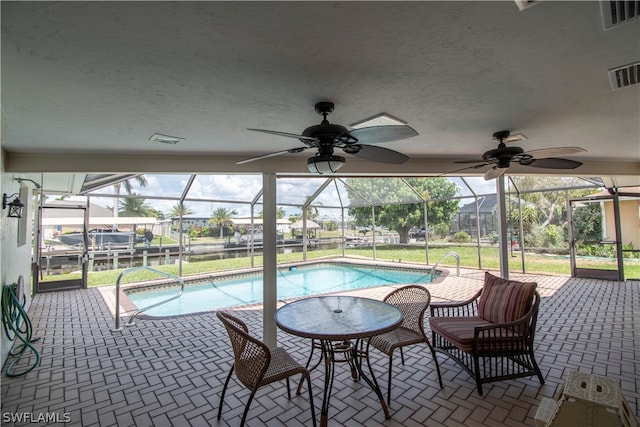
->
[125,263,437,317]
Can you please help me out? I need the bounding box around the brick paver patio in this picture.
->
[2,267,638,426]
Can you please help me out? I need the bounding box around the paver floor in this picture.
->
[2,267,639,426]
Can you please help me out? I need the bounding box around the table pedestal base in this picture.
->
[275,295,402,427]
[313,339,390,427]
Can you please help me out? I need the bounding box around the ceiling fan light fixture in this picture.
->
[307,154,345,174]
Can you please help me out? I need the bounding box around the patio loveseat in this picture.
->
[429,272,545,395]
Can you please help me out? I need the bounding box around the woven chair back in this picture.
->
[217,311,270,390]
[384,285,431,334]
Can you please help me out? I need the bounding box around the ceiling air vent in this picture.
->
[149,132,185,145]
[608,62,640,90]
[601,1,640,29]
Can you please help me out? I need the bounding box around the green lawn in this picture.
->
[40,243,639,287]
[347,244,640,278]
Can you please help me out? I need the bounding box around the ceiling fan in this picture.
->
[237,101,418,173]
[455,130,586,180]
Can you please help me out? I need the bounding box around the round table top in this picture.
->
[275,295,403,340]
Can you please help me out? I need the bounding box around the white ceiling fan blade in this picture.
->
[492,131,527,143]
[484,166,508,181]
[524,146,586,159]
[236,147,309,164]
[503,133,527,143]
[436,163,491,177]
[247,128,319,143]
[345,125,418,144]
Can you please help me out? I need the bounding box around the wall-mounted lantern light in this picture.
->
[3,193,24,218]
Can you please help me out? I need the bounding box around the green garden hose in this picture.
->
[1,278,40,377]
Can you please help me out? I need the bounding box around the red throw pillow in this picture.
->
[477,272,537,323]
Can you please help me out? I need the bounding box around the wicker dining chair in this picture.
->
[216,311,317,427]
[369,285,443,405]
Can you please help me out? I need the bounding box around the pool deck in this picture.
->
[1,266,639,426]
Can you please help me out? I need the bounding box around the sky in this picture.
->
[63,174,499,220]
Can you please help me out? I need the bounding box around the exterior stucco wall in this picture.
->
[1,148,35,369]
[619,200,640,248]
[604,199,640,249]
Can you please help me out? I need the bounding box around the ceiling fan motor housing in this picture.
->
[483,145,524,162]
[302,123,350,142]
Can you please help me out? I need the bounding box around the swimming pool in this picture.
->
[124,262,440,317]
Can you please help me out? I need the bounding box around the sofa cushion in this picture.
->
[429,316,492,352]
[477,272,537,323]
[430,316,529,353]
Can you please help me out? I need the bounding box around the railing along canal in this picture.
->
[111,266,184,331]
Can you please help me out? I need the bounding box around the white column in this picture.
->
[496,175,509,279]
[262,173,278,348]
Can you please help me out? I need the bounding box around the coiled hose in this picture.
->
[1,277,40,377]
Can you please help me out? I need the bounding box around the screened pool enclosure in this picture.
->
[33,173,639,292]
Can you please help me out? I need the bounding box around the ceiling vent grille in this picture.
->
[601,1,640,29]
[149,132,185,145]
[608,62,640,90]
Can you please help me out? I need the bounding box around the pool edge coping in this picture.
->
[105,256,450,320]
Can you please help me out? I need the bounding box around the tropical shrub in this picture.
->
[525,225,563,248]
[453,231,471,243]
[572,203,602,241]
[542,224,565,247]
[623,242,640,259]
[577,244,616,258]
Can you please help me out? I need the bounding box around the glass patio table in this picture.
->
[275,295,403,426]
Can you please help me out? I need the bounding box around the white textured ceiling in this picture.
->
[1,1,639,182]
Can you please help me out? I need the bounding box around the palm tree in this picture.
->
[150,209,164,220]
[113,175,149,221]
[122,176,148,194]
[302,196,320,220]
[168,203,195,218]
[258,207,287,219]
[288,214,300,223]
[209,207,238,238]
[118,195,153,217]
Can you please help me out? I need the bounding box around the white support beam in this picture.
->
[497,175,509,279]
[262,172,278,348]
